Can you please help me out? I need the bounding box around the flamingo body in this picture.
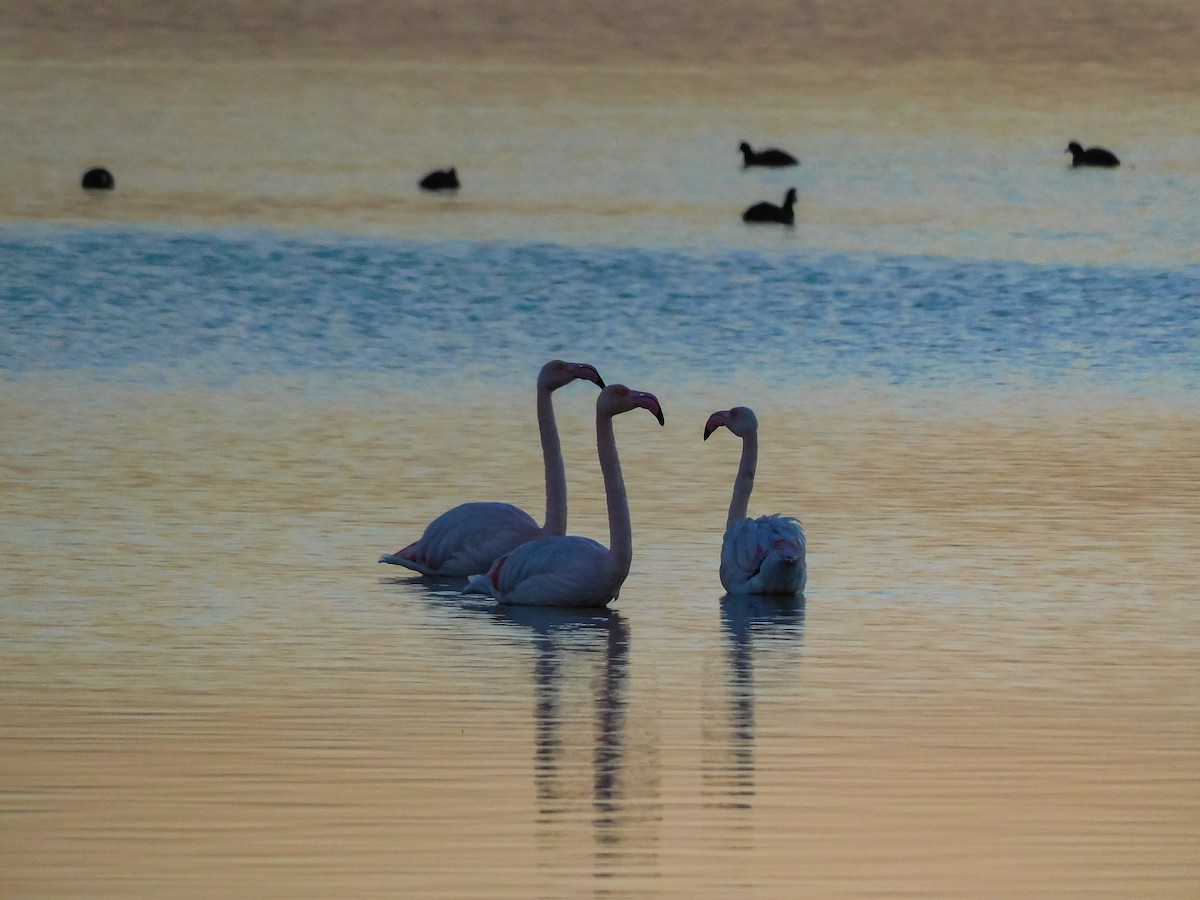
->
[468,535,621,607]
[705,406,807,596]
[379,360,603,577]
[465,384,665,607]
[720,514,807,596]
[379,501,539,576]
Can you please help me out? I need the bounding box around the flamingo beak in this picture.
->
[703,410,730,440]
[572,363,605,389]
[633,390,665,426]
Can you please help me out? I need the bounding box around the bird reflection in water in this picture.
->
[488,605,659,879]
[704,593,806,815]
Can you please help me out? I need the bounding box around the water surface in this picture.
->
[3,2,1200,895]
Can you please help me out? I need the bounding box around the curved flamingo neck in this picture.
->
[727,428,758,532]
[537,385,568,536]
[596,410,632,578]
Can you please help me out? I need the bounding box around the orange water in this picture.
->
[4,1,1200,894]
[3,379,1198,896]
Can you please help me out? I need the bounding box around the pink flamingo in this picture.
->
[704,406,807,595]
[465,384,665,607]
[379,360,605,576]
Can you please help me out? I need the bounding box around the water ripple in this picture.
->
[2,225,1197,393]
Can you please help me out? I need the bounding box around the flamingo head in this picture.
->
[704,406,759,440]
[538,359,606,392]
[599,384,665,426]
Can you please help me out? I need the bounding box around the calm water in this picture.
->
[4,3,1200,895]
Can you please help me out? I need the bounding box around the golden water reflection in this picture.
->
[3,380,1198,896]
[494,605,657,879]
[704,595,806,816]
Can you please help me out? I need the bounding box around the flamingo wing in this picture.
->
[720,514,807,596]
[465,535,618,607]
[379,501,540,576]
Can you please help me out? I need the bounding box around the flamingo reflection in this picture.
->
[705,593,806,810]
[489,605,659,875]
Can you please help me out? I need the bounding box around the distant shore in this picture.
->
[4,0,1200,80]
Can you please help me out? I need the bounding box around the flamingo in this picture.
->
[739,142,799,168]
[465,384,665,607]
[1065,141,1120,168]
[742,188,797,225]
[704,406,807,596]
[379,360,605,576]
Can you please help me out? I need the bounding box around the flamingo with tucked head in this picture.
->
[465,384,665,607]
[704,406,806,595]
[379,360,605,576]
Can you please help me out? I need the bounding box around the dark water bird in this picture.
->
[419,167,460,191]
[81,167,114,190]
[1066,141,1120,168]
[742,188,797,225]
[739,141,798,168]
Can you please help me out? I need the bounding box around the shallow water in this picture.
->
[3,60,1200,267]
[4,1,1200,895]
[4,378,1198,896]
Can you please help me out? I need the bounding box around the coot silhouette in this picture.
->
[742,188,797,225]
[739,142,798,168]
[1066,142,1120,168]
[81,167,114,190]
[419,167,460,191]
